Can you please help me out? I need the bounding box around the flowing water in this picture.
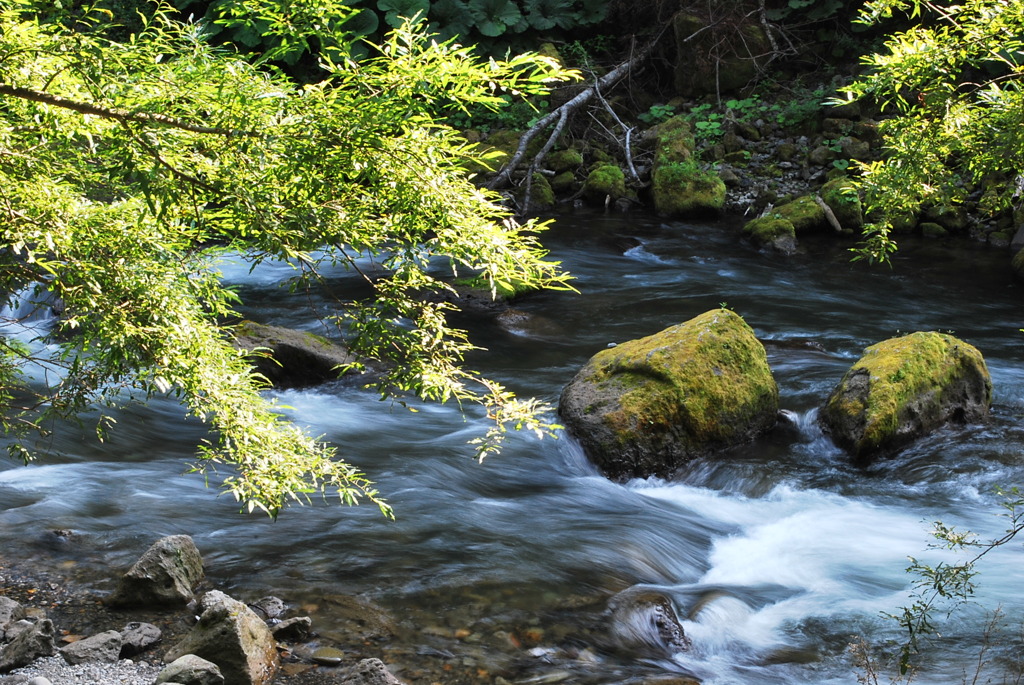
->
[2,210,1024,684]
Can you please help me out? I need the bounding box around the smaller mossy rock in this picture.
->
[989,230,1012,248]
[774,196,827,234]
[820,332,991,462]
[524,173,555,208]
[920,222,948,239]
[582,164,627,203]
[558,308,779,480]
[651,116,695,167]
[1012,247,1024,280]
[652,163,726,218]
[547,148,584,173]
[550,170,576,193]
[820,178,863,230]
[742,217,797,255]
[233,321,364,389]
[887,208,919,234]
[923,204,969,232]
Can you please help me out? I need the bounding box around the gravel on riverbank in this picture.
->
[3,655,162,685]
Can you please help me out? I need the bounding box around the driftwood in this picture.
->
[813,194,844,233]
[487,22,723,213]
[485,39,654,192]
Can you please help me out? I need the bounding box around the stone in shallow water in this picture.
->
[108,535,204,608]
[311,646,345,666]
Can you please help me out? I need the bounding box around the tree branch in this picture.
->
[0,83,253,137]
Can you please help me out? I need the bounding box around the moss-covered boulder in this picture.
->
[1012,246,1024,280]
[923,203,969,232]
[652,162,727,217]
[648,116,725,217]
[558,309,779,480]
[820,177,864,230]
[524,172,555,208]
[652,115,695,165]
[551,170,576,193]
[820,332,991,462]
[742,216,797,255]
[232,321,367,389]
[547,148,584,173]
[582,164,627,203]
[774,195,828,234]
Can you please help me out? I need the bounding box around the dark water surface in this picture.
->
[3,210,1024,684]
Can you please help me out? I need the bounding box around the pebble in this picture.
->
[6,655,161,685]
[311,646,345,665]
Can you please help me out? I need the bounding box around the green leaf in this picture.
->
[377,0,430,28]
[341,8,380,37]
[469,0,522,37]
[428,0,473,40]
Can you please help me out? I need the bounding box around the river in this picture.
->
[2,210,1024,684]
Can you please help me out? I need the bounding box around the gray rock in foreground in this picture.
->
[60,630,121,665]
[156,654,224,685]
[0,619,56,674]
[108,535,204,608]
[165,591,278,685]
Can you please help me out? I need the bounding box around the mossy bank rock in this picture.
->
[232,321,365,389]
[558,309,779,480]
[820,332,991,462]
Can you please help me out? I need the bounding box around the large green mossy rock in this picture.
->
[558,309,779,480]
[820,332,991,462]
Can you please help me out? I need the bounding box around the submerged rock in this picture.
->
[338,658,406,685]
[820,331,991,462]
[607,587,690,658]
[108,535,204,608]
[232,321,366,389]
[559,308,779,479]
